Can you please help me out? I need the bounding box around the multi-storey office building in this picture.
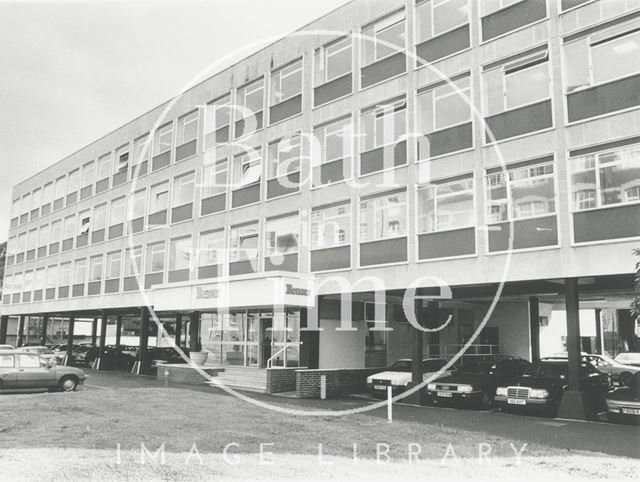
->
[1,0,639,388]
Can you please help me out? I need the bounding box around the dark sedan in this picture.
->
[607,372,640,424]
[494,360,609,417]
[424,356,531,409]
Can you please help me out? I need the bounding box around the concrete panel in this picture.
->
[109,223,124,240]
[49,243,59,255]
[269,94,302,124]
[53,198,64,211]
[33,290,43,302]
[310,245,351,271]
[360,139,407,175]
[319,318,365,369]
[418,227,476,260]
[80,185,93,200]
[91,229,105,244]
[314,73,353,107]
[144,272,164,289]
[481,0,547,42]
[37,247,47,258]
[76,234,88,248]
[41,204,50,216]
[112,170,127,187]
[123,276,139,292]
[72,284,84,297]
[152,151,171,171]
[485,100,552,142]
[66,192,77,206]
[418,122,473,160]
[361,52,406,89]
[168,269,190,283]
[88,281,101,296]
[201,194,226,216]
[573,205,640,243]
[488,215,558,252]
[235,111,263,138]
[567,74,640,123]
[176,139,197,162]
[198,265,219,279]
[265,253,298,272]
[148,210,167,226]
[62,238,74,251]
[171,203,193,223]
[105,278,120,293]
[129,217,144,234]
[58,286,69,299]
[267,172,300,199]
[229,259,257,276]
[416,24,470,64]
[95,178,109,194]
[231,183,260,208]
[360,237,408,266]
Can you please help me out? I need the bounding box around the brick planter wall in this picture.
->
[156,364,223,385]
[295,368,380,398]
[266,367,299,393]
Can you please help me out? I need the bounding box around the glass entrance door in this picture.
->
[245,312,259,366]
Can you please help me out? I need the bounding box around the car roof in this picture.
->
[395,358,446,362]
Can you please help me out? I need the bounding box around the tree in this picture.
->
[0,241,6,295]
[633,248,640,322]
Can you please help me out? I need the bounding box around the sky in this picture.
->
[0,0,351,242]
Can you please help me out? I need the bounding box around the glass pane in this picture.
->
[592,31,640,85]
[505,62,549,110]
[564,40,590,92]
[600,156,640,206]
[511,176,555,219]
[433,0,469,36]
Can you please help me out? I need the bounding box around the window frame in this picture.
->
[360,97,408,153]
[416,177,475,234]
[154,122,174,156]
[415,0,470,46]
[361,10,407,67]
[358,189,409,243]
[172,171,196,208]
[270,58,303,106]
[310,202,352,250]
[177,110,199,146]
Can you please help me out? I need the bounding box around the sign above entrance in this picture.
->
[151,272,316,311]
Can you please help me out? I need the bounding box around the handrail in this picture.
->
[267,343,289,369]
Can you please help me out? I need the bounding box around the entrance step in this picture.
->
[207,366,267,392]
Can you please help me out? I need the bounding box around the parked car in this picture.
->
[366,358,454,397]
[606,373,640,424]
[69,345,97,366]
[0,345,15,351]
[0,350,87,392]
[137,346,190,374]
[424,356,531,409]
[97,345,137,371]
[17,346,58,366]
[542,353,639,386]
[614,352,640,368]
[494,360,610,417]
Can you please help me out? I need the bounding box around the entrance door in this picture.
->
[244,314,258,367]
[260,318,273,368]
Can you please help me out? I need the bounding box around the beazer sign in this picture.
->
[285,283,311,296]
[195,287,219,299]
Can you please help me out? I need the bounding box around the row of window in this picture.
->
[6,141,640,275]
[11,1,638,225]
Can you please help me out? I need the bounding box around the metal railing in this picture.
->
[425,344,501,359]
[266,341,302,369]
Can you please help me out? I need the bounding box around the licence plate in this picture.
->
[621,408,640,415]
[437,391,453,398]
[374,385,387,390]
[508,398,526,405]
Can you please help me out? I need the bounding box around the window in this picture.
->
[38,224,50,247]
[18,354,40,369]
[418,178,474,233]
[42,183,53,205]
[145,242,165,273]
[362,11,406,66]
[32,188,42,211]
[313,116,352,166]
[51,220,62,243]
[564,24,640,93]
[149,181,169,213]
[11,198,20,219]
[154,122,173,155]
[21,193,30,215]
[129,189,146,220]
[46,265,58,289]
[110,197,126,226]
[78,209,91,235]
[268,134,302,178]
[416,0,469,44]
[27,229,37,251]
[67,169,80,195]
[361,97,407,152]
[232,148,262,188]
[89,255,103,282]
[311,202,352,249]
[97,154,112,181]
[0,355,14,368]
[59,262,71,287]
[314,36,352,84]
[177,110,198,145]
[235,78,264,134]
[202,155,228,199]
[13,272,23,293]
[63,215,76,239]
[483,50,550,116]
[107,251,122,279]
[125,246,143,277]
[265,214,299,257]
[73,258,87,285]
[486,161,556,222]
[17,233,26,253]
[205,95,231,148]
[133,134,151,165]
[35,268,45,292]
[417,75,471,135]
[481,0,521,16]
[172,172,195,207]
[569,143,640,211]
[359,190,407,242]
[54,176,66,201]
[270,59,302,105]
[23,270,33,293]
[169,236,192,271]
[82,161,95,187]
[93,203,108,230]
[115,144,129,172]
[199,230,225,267]
[230,222,259,262]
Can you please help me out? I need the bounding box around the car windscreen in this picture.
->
[423,359,447,372]
[459,361,494,375]
[523,363,568,379]
[388,361,412,372]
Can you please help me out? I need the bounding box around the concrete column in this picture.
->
[91,317,98,346]
[529,297,540,363]
[96,311,108,370]
[134,308,149,374]
[175,313,182,348]
[17,315,26,347]
[594,309,603,355]
[65,316,75,365]
[189,311,201,352]
[0,315,8,345]
[115,315,122,347]
[40,315,49,346]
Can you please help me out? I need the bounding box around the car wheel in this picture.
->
[58,376,78,392]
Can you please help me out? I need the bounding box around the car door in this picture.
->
[0,354,19,389]
[16,354,55,389]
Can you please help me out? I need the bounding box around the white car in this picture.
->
[543,353,639,385]
[0,345,15,351]
[614,352,640,368]
[17,346,58,366]
[366,358,454,397]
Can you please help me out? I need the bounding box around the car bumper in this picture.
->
[606,400,640,417]
[494,395,556,409]
[367,383,405,397]
[425,389,484,405]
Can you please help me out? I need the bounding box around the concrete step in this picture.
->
[216,376,267,385]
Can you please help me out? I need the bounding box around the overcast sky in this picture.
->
[0,0,350,242]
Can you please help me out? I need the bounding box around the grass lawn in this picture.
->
[0,386,638,480]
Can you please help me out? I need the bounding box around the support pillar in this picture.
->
[175,313,182,348]
[40,314,49,346]
[115,315,122,347]
[594,309,603,355]
[133,308,149,375]
[0,315,8,345]
[529,297,540,363]
[558,278,597,420]
[17,315,25,347]
[65,316,75,366]
[95,311,108,370]
[189,311,201,352]
[91,317,98,346]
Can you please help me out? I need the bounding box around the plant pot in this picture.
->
[190,351,209,366]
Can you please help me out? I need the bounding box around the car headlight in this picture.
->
[496,387,508,396]
[458,385,473,393]
[529,389,549,399]
[427,383,437,390]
